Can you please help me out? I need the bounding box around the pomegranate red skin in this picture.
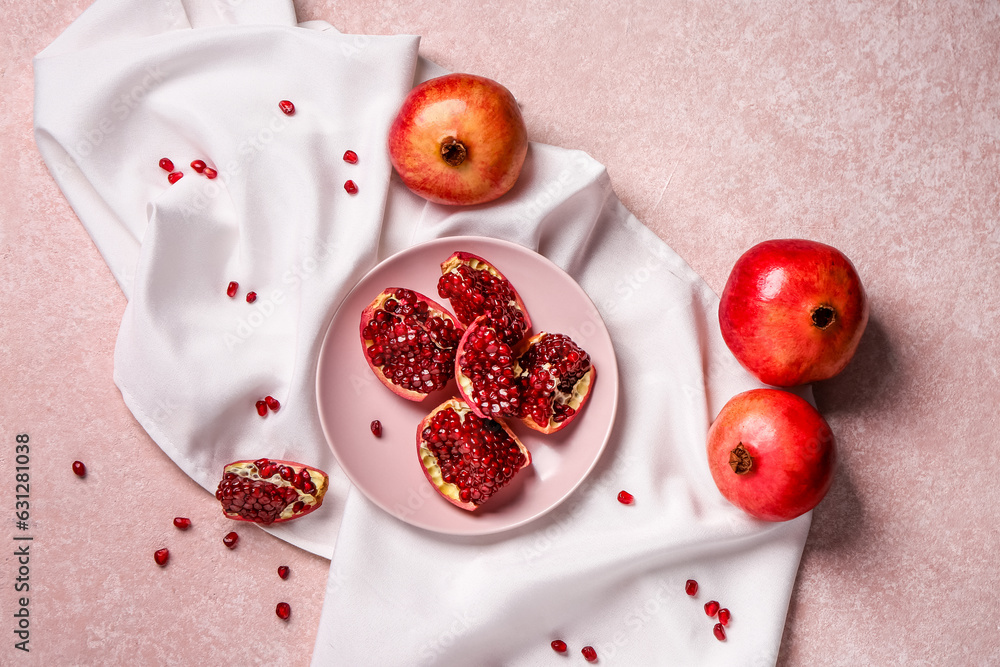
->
[719,239,869,387]
[707,389,836,522]
[388,73,528,206]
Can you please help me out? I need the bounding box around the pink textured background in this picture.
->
[2,0,999,664]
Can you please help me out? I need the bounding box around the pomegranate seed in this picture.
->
[167,171,183,184]
[344,180,358,195]
[154,548,169,566]
[278,565,290,580]
[370,419,382,437]
[276,601,291,620]
[718,608,731,626]
[203,167,218,179]
[227,281,239,297]
[159,158,174,172]
[550,640,567,653]
[255,400,268,417]
[617,490,634,505]
[173,517,192,530]
[581,646,598,662]
[278,100,295,115]
[264,395,280,411]
[685,579,698,596]
[713,623,726,641]
[705,600,720,617]
[223,531,239,549]
[246,291,257,303]
[190,159,206,173]
[343,150,358,164]
[72,461,86,477]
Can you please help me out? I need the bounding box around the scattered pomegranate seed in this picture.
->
[581,646,598,662]
[278,565,290,580]
[344,180,358,195]
[617,490,634,505]
[173,517,192,530]
[713,623,726,641]
[246,291,257,303]
[705,600,720,617]
[370,420,382,437]
[279,100,295,115]
[685,579,699,596]
[72,461,86,477]
[276,601,291,620]
[223,531,239,549]
[343,150,358,164]
[718,608,731,626]
[190,159,206,173]
[159,158,174,172]
[227,281,239,298]
[550,640,567,653]
[154,548,169,566]
[255,400,268,417]
[203,167,218,179]
[167,172,183,184]
[264,396,280,412]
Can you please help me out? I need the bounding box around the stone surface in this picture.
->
[2,0,998,663]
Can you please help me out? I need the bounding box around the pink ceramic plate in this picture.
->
[315,236,618,535]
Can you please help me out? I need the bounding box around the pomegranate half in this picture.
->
[216,458,329,524]
[417,398,530,511]
[706,389,836,522]
[515,332,596,434]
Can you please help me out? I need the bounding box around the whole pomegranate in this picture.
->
[387,73,528,205]
[706,389,836,522]
[719,239,869,387]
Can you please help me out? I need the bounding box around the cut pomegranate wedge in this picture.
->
[418,398,530,511]
[455,315,523,420]
[437,252,531,347]
[215,458,329,524]
[360,288,463,401]
[516,332,596,434]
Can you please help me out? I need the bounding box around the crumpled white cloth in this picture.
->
[35,1,810,664]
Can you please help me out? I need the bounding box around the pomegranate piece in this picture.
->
[158,158,174,172]
[246,291,257,303]
[343,150,358,164]
[277,565,290,580]
[718,608,731,626]
[437,251,531,346]
[264,395,280,412]
[515,332,596,434]
[360,288,463,401]
[417,398,530,511]
[370,420,382,437]
[276,602,291,620]
[551,639,567,653]
[278,100,295,115]
[454,316,524,419]
[223,531,239,549]
[190,159,206,173]
[72,460,86,477]
[685,579,699,596]
[154,548,169,566]
[203,167,218,179]
[215,458,329,524]
[617,490,634,505]
[705,600,720,617]
[713,623,726,641]
[227,281,239,298]
[581,646,598,662]
[255,400,268,417]
[344,179,358,195]
[172,517,191,530]
[167,171,183,184]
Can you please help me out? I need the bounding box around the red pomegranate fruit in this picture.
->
[417,398,530,511]
[706,389,836,522]
[515,332,595,434]
[719,239,869,387]
[438,251,531,346]
[360,288,463,401]
[454,315,524,419]
[388,73,528,205]
[215,458,329,524]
